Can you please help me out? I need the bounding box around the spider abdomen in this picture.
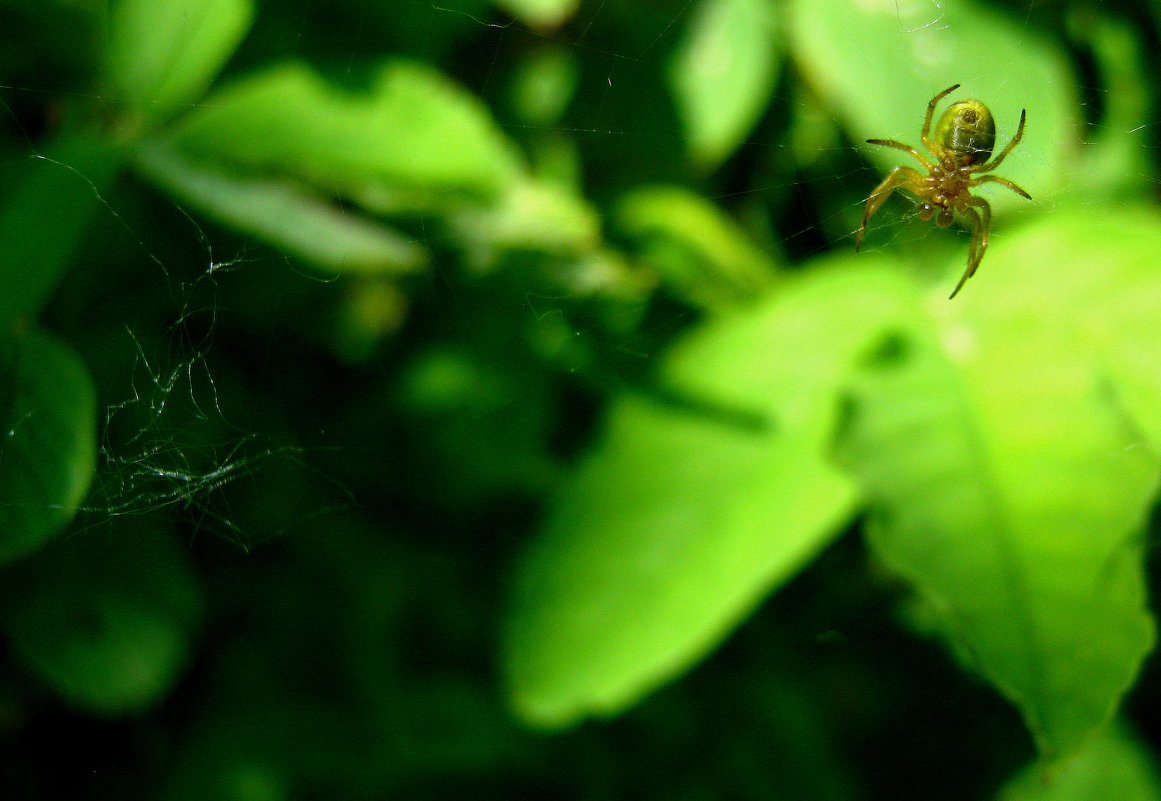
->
[934,99,996,166]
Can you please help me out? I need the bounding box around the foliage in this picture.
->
[2,0,1161,798]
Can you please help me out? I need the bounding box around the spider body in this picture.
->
[856,84,1031,299]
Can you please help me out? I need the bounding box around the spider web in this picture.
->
[0,0,1149,548]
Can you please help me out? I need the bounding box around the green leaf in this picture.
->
[837,208,1161,763]
[164,61,523,212]
[504,265,917,727]
[669,0,781,167]
[787,0,1073,212]
[509,47,579,127]
[615,184,777,309]
[1006,205,1161,454]
[491,0,579,29]
[998,721,1161,801]
[0,331,96,564]
[0,136,126,332]
[106,0,254,126]
[137,143,429,275]
[0,520,201,715]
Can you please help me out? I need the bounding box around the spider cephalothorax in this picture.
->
[855,84,1031,299]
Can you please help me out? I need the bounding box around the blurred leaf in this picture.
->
[0,520,201,715]
[998,721,1161,800]
[788,0,1073,212]
[0,136,126,332]
[1068,12,1152,197]
[137,143,429,275]
[615,184,776,309]
[669,0,781,167]
[164,61,523,213]
[839,206,1161,763]
[504,265,921,727]
[447,178,642,296]
[0,331,96,564]
[106,0,253,127]
[509,46,579,126]
[1011,205,1161,453]
[491,0,579,29]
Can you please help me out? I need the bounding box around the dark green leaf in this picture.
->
[0,520,202,715]
[0,136,126,331]
[0,331,96,563]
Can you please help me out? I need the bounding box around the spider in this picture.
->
[855,84,1031,299]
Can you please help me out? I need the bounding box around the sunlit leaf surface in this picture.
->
[164,61,522,211]
[839,205,1161,763]
[505,266,918,727]
[998,721,1161,801]
[106,0,254,124]
[788,0,1073,211]
[669,0,781,167]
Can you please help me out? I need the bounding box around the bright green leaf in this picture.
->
[504,265,918,727]
[0,331,96,564]
[670,0,781,167]
[998,721,1161,801]
[492,0,579,29]
[788,0,1073,212]
[838,208,1161,763]
[164,61,523,212]
[106,0,253,126]
[615,184,777,309]
[446,178,642,297]
[137,143,429,275]
[509,47,579,126]
[0,136,126,332]
[0,520,201,715]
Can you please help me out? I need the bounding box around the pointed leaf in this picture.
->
[504,265,916,727]
[106,0,254,124]
[838,212,1161,762]
[137,143,429,275]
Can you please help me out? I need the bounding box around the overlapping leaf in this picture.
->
[505,265,916,727]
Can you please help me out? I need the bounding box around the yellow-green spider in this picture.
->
[855,84,1031,299]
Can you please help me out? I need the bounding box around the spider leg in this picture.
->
[976,109,1026,172]
[921,84,961,153]
[865,139,935,171]
[971,173,1031,199]
[949,196,991,299]
[856,165,926,252]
